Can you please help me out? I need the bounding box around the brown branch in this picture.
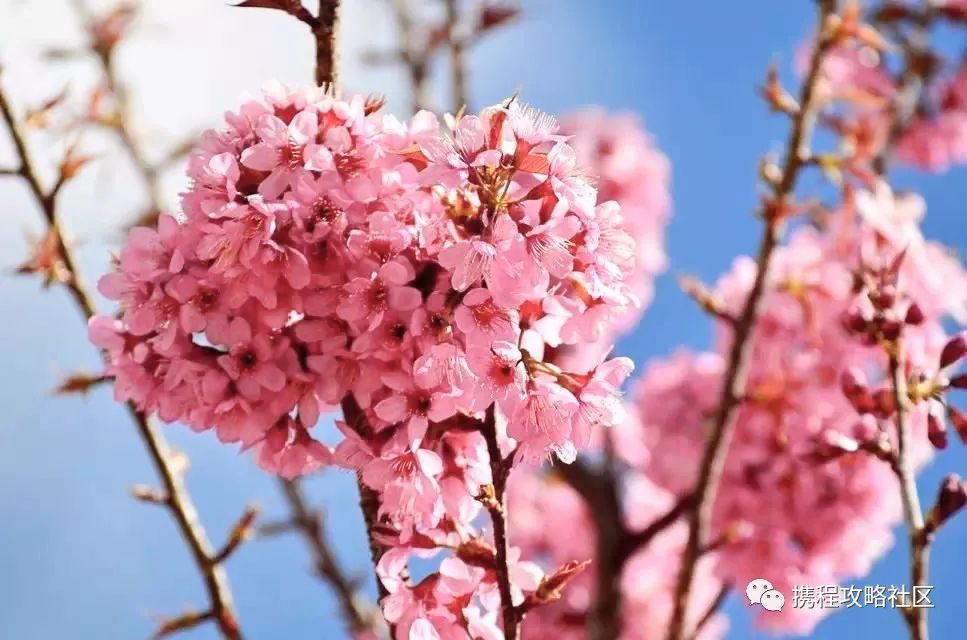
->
[555,457,626,640]
[665,3,839,639]
[70,0,167,222]
[314,1,342,90]
[480,403,520,640]
[553,455,691,639]
[620,493,694,560]
[684,584,730,640]
[0,77,246,640]
[443,0,469,111]
[338,394,393,611]
[889,350,930,640]
[871,5,934,175]
[277,478,381,634]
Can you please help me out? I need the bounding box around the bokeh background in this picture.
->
[0,1,964,638]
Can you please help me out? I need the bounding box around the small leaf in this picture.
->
[232,0,295,12]
[478,3,520,32]
[24,87,69,130]
[54,372,109,396]
[16,230,70,287]
[153,610,213,639]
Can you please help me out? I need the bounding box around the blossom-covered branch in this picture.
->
[666,2,841,637]
[0,77,249,640]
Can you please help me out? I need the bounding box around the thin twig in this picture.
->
[1,77,245,640]
[872,4,933,175]
[684,584,730,640]
[665,3,839,639]
[619,493,695,561]
[277,478,380,634]
[443,0,468,111]
[480,403,520,640]
[389,0,431,112]
[555,457,626,640]
[889,351,930,640]
[70,0,167,222]
[339,394,392,606]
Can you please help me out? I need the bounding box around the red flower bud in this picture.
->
[880,318,902,342]
[904,303,925,326]
[872,387,896,418]
[933,474,967,529]
[871,285,896,310]
[940,333,967,370]
[846,312,870,335]
[949,406,967,445]
[928,405,948,450]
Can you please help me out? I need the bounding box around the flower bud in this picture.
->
[940,333,967,370]
[949,373,967,390]
[871,285,896,310]
[927,404,948,450]
[841,367,873,413]
[818,430,859,459]
[872,387,896,419]
[904,303,925,326]
[879,317,902,342]
[534,560,591,604]
[840,309,867,335]
[949,406,967,445]
[932,474,967,530]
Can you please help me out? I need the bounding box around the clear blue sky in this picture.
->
[0,1,964,639]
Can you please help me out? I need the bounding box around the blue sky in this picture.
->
[0,0,964,639]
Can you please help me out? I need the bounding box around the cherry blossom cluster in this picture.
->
[807,22,967,172]
[89,82,641,636]
[559,111,670,327]
[614,181,966,634]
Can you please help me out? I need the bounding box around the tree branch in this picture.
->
[443,0,469,111]
[0,75,246,640]
[555,456,626,640]
[277,478,381,634]
[889,350,930,640]
[665,3,839,638]
[70,0,168,223]
[684,584,730,640]
[871,5,934,175]
[389,0,431,112]
[479,404,520,640]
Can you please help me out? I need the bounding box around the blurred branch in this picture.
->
[0,76,247,640]
[234,0,341,90]
[555,457,626,640]
[684,584,730,640]
[276,478,382,635]
[889,350,930,640]
[69,0,171,226]
[871,2,935,175]
[389,0,431,112]
[443,0,468,111]
[665,2,839,639]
